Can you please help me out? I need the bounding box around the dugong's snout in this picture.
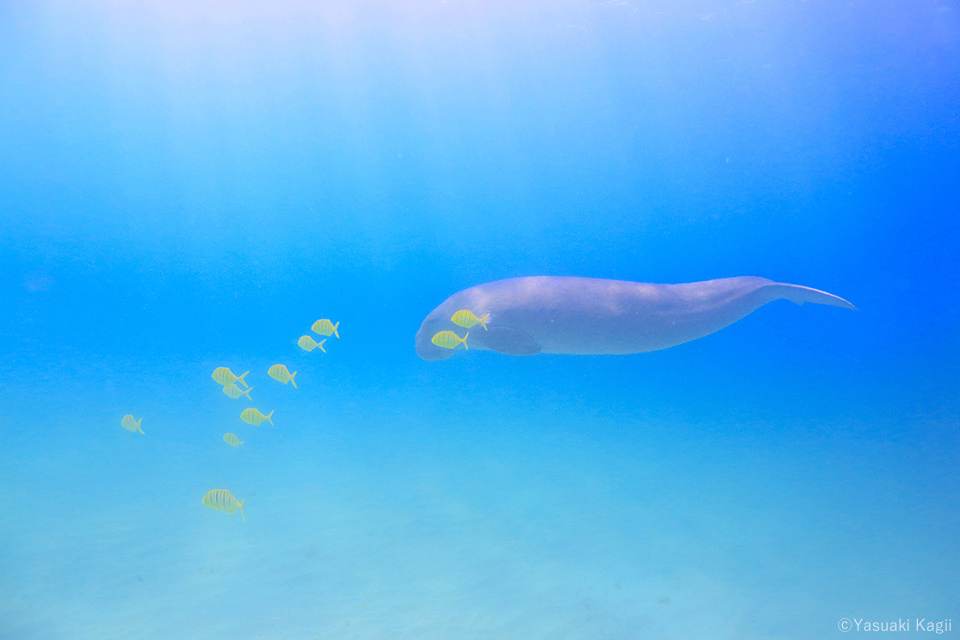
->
[415,322,454,361]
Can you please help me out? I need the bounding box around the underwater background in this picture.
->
[1,1,958,638]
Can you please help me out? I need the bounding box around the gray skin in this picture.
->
[415,276,856,361]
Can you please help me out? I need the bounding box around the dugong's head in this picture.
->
[415,308,456,361]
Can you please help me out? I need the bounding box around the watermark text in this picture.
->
[838,618,953,634]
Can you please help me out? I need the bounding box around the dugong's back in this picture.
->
[415,276,855,360]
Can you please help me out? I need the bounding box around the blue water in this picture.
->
[1,1,958,638]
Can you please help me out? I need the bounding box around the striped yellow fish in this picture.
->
[201,489,245,521]
[222,383,252,400]
[212,367,249,388]
[268,364,297,388]
[311,319,340,338]
[431,331,468,350]
[120,414,144,434]
[241,407,274,426]
[297,335,326,353]
[223,433,243,447]
[451,310,489,330]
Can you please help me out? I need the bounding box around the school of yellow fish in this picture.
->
[120,317,344,523]
[119,310,485,521]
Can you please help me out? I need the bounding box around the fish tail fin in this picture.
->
[462,332,469,349]
[242,387,253,400]
[137,418,144,434]
[318,339,326,353]
[238,500,245,522]
[238,371,250,388]
[479,314,489,330]
[290,372,297,388]
[333,322,339,339]
[769,282,858,310]
[266,410,274,426]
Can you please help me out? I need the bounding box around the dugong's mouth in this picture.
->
[415,324,454,361]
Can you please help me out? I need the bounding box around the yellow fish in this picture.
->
[451,309,489,330]
[241,407,274,426]
[297,335,326,353]
[268,364,297,388]
[311,319,340,338]
[120,414,144,434]
[202,489,245,522]
[212,367,249,388]
[431,331,468,350]
[223,433,243,447]
[222,383,252,400]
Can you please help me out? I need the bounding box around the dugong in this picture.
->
[415,276,855,361]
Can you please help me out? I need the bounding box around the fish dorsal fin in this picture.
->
[482,326,541,356]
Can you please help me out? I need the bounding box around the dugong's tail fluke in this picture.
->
[768,282,858,311]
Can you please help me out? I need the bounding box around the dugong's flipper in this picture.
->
[483,326,542,356]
